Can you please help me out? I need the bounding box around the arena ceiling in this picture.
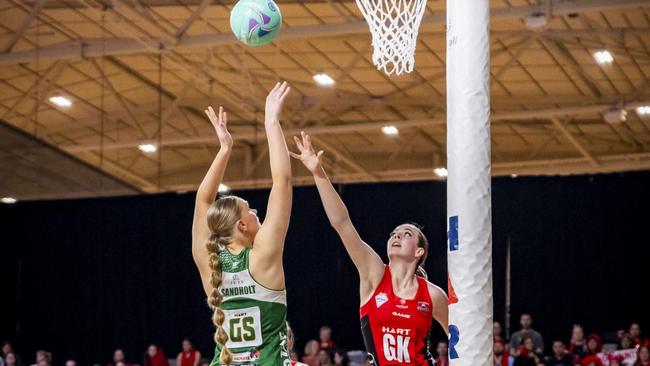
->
[1,0,650,199]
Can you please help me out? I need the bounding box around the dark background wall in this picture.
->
[1,172,649,366]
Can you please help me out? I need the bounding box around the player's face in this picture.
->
[387,224,422,262]
[238,200,260,238]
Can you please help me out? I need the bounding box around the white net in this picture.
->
[355,0,427,75]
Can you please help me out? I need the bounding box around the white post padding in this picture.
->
[446,0,494,364]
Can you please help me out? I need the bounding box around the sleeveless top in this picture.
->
[360,265,435,366]
[210,247,290,366]
[180,350,198,366]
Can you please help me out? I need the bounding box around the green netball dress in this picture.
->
[210,247,289,366]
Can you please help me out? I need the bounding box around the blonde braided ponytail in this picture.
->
[205,196,245,365]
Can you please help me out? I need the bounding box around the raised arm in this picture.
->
[290,132,384,302]
[250,82,293,268]
[191,106,232,296]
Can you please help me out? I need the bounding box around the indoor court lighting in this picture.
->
[433,167,448,178]
[1,197,17,204]
[637,106,650,116]
[138,144,157,153]
[593,50,613,64]
[381,125,399,136]
[604,109,627,124]
[525,13,547,31]
[49,96,72,107]
[511,174,518,178]
[313,73,335,86]
[218,184,230,193]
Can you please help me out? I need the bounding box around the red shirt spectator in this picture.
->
[586,334,602,356]
[581,355,603,366]
[494,340,512,366]
[634,346,650,366]
[569,325,588,361]
[319,327,335,353]
[435,341,449,366]
[143,345,168,366]
[176,339,200,366]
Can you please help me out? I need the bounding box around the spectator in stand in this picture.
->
[317,350,333,366]
[319,327,335,353]
[514,337,542,366]
[545,341,573,366]
[302,340,320,366]
[32,351,52,366]
[65,360,76,366]
[176,338,201,366]
[435,341,449,366]
[630,324,650,348]
[621,333,636,350]
[4,353,23,366]
[143,345,169,366]
[586,334,602,356]
[511,314,544,356]
[635,346,650,366]
[2,342,13,358]
[495,321,505,342]
[581,355,603,366]
[115,362,126,366]
[569,325,588,361]
[495,340,514,366]
[108,349,131,366]
[2,344,21,366]
[333,349,348,366]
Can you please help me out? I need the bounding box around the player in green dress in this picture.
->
[192,82,293,366]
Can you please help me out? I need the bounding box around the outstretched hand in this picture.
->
[265,81,291,122]
[205,106,232,149]
[290,131,324,174]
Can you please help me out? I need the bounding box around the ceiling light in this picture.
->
[636,106,650,117]
[1,197,17,204]
[593,50,613,65]
[138,144,157,153]
[603,109,627,124]
[511,174,518,178]
[49,96,72,107]
[433,167,448,178]
[525,13,547,31]
[381,125,399,136]
[313,73,335,86]
[218,184,230,193]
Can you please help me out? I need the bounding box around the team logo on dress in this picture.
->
[375,292,388,308]
[250,348,260,361]
[417,301,430,313]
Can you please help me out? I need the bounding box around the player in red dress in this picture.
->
[291,132,449,366]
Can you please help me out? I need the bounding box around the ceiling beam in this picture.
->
[2,0,48,53]
[175,0,213,39]
[549,117,599,167]
[165,152,650,192]
[1,0,647,65]
[58,100,650,152]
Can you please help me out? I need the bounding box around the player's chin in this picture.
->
[387,245,404,257]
